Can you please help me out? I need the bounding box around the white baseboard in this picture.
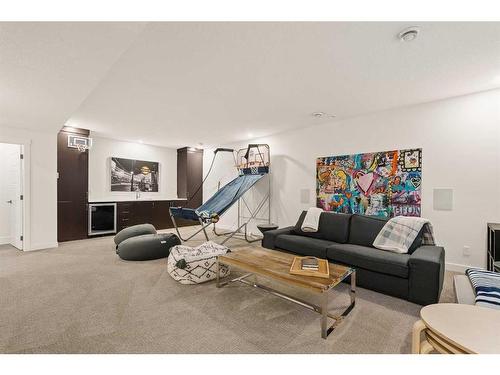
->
[445,262,471,273]
[0,236,11,245]
[27,242,59,251]
[214,224,236,231]
[213,224,262,238]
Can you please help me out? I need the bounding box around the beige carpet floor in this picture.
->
[0,227,456,354]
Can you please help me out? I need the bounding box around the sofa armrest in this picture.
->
[261,226,295,249]
[408,245,445,305]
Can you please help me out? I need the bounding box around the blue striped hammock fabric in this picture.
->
[465,268,500,310]
[170,174,265,223]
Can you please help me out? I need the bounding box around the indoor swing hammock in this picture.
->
[169,144,270,245]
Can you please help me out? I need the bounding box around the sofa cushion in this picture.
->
[327,243,410,278]
[318,212,351,243]
[348,214,388,247]
[275,234,333,259]
[293,211,351,243]
[348,214,425,253]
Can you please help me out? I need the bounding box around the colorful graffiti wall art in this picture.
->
[316,149,422,217]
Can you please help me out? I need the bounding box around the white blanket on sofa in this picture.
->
[301,207,323,232]
[373,216,435,254]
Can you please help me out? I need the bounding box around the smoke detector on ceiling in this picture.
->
[398,26,420,42]
[312,112,336,119]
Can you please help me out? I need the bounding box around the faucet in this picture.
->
[136,191,141,200]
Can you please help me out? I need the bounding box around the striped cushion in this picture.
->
[465,268,500,310]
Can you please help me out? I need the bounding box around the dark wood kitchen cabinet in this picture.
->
[57,127,89,242]
[177,147,203,209]
[152,200,175,229]
[115,200,189,232]
[116,201,133,230]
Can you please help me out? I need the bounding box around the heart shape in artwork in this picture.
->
[410,176,421,189]
[356,172,375,194]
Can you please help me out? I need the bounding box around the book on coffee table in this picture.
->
[301,257,319,270]
[290,256,330,278]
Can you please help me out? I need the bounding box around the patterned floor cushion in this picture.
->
[167,241,230,284]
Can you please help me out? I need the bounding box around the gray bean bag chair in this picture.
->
[117,233,181,261]
[114,223,157,248]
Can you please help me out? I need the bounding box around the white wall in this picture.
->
[0,126,58,251]
[88,136,179,202]
[204,89,500,270]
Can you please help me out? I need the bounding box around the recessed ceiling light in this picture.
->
[138,140,143,144]
[398,26,420,42]
[247,133,254,138]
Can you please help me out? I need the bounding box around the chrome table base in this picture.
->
[216,264,356,339]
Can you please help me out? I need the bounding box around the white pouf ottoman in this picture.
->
[167,241,230,284]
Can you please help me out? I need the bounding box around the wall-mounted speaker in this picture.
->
[433,188,453,211]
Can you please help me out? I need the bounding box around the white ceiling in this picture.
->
[2,22,500,147]
[0,22,147,130]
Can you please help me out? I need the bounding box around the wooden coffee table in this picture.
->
[216,247,355,339]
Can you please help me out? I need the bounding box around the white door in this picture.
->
[0,143,23,250]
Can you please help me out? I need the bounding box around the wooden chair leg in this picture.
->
[412,319,427,354]
[420,341,435,354]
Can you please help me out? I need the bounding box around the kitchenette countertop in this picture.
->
[89,197,187,203]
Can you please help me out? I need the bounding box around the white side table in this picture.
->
[412,303,500,354]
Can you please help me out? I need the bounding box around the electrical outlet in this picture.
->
[463,246,471,257]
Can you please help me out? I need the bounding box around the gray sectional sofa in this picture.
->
[262,211,445,305]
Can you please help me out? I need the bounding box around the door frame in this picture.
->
[0,136,31,251]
